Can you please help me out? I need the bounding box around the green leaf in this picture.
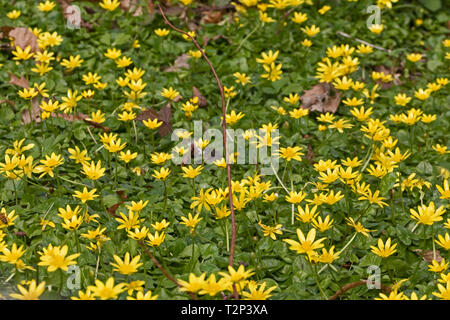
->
[418,0,441,11]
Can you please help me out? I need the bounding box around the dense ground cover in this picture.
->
[0,0,449,300]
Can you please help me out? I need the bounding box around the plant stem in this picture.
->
[225,218,229,252]
[308,258,328,299]
[163,180,167,212]
[12,179,18,205]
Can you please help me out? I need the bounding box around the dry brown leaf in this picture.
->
[306,144,315,165]
[9,73,29,88]
[9,27,39,53]
[163,54,190,72]
[415,249,443,263]
[21,97,42,124]
[201,10,223,24]
[120,0,142,16]
[193,87,208,107]
[300,83,341,114]
[0,26,14,39]
[136,103,173,137]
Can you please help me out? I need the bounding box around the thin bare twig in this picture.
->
[329,280,392,300]
[138,241,197,300]
[336,31,392,53]
[158,4,238,300]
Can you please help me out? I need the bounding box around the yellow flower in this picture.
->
[433,281,450,300]
[428,259,449,273]
[233,72,251,85]
[10,280,46,300]
[406,53,422,62]
[71,289,96,300]
[256,50,279,64]
[181,165,203,179]
[151,219,170,231]
[349,106,372,122]
[410,202,445,226]
[115,56,133,68]
[127,290,158,300]
[18,88,38,100]
[0,243,26,265]
[258,221,283,240]
[319,246,339,264]
[111,253,142,275]
[87,110,106,124]
[435,233,450,250]
[291,12,308,24]
[261,62,283,81]
[414,88,431,100]
[73,187,98,203]
[7,10,21,19]
[12,46,34,60]
[178,273,207,293]
[219,265,254,283]
[370,238,397,258]
[198,274,231,296]
[285,190,307,204]
[127,226,149,241]
[369,24,384,34]
[301,39,312,47]
[437,179,450,200]
[119,150,137,163]
[375,289,406,300]
[278,146,304,162]
[154,28,170,37]
[82,160,106,180]
[301,25,320,37]
[143,118,163,130]
[104,48,122,59]
[312,215,333,232]
[68,146,91,165]
[346,217,373,237]
[180,213,203,231]
[61,215,83,230]
[99,0,120,11]
[318,5,331,15]
[283,228,325,255]
[88,277,126,300]
[60,55,84,71]
[358,189,388,207]
[38,244,80,272]
[296,204,319,223]
[160,87,180,100]
[225,110,245,125]
[242,281,277,300]
[115,210,143,231]
[432,144,449,154]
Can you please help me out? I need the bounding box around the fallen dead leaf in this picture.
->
[136,103,172,137]
[300,83,341,113]
[201,10,223,24]
[21,97,42,124]
[120,0,143,16]
[9,73,29,88]
[306,144,315,165]
[193,87,208,107]
[9,27,39,53]
[163,54,190,73]
[414,249,443,263]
